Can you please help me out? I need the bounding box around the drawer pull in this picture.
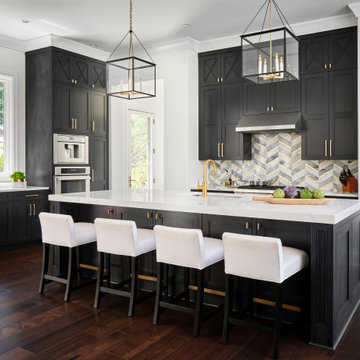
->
[329,139,333,157]
[107,209,113,216]
[33,203,36,216]
[245,221,249,230]
[221,143,224,158]
[257,223,260,231]
[146,212,151,219]
[25,194,39,197]
[155,213,160,220]
[325,140,328,157]
[29,204,32,216]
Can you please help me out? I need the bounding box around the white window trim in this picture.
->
[0,73,16,181]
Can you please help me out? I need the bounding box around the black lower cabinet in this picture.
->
[0,190,49,248]
[0,194,12,246]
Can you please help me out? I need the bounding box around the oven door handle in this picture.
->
[54,175,91,181]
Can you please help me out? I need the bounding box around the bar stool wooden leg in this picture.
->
[39,243,49,294]
[106,253,111,284]
[153,262,163,325]
[128,257,138,317]
[194,269,204,337]
[75,247,81,281]
[94,252,104,309]
[64,248,74,302]
[184,267,190,302]
[273,283,283,359]
[222,273,233,344]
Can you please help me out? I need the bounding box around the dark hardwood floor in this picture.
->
[0,244,359,360]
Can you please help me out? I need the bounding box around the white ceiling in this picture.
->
[0,0,356,52]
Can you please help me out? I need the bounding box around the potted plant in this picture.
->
[10,171,26,188]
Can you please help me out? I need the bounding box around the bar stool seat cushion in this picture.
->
[94,218,155,257]
[222,233,308,283]
[154,225,224,270]
[39,213,96,248]
[74,223,97,246]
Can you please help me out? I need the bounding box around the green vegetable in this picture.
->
[313,189,325,199]
[273,188,285,198]
[9,171,26,180]
[300,188,313,199]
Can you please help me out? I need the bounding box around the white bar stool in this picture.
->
[221,232,309,359]
[153,225,224,337]
[94,218,156,316]
[38,212,97,302]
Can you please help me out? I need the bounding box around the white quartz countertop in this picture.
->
[0,184,49,193]
[48,189,360,225]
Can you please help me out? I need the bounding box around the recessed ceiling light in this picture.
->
[91,43,98,48]
[21,19,30,24]
[183,24,191,28]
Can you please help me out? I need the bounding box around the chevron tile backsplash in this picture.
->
[209,133,358,192]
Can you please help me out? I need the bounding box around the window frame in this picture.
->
[0,73,16,181]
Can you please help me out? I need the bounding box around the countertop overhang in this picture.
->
[48,189,360,225]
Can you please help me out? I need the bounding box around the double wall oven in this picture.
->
[53,134,91,194]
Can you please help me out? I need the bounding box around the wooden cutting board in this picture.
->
[252,196,334,205]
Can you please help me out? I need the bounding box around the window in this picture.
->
[0,74,14,177]
[127,110,154,190]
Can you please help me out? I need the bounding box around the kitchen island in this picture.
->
[49,189,360,349]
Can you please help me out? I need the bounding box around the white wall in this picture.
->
[0,44,25,178]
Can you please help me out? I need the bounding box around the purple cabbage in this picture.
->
[283,186,300,199]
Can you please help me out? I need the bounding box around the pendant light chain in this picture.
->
[129,0,133,32]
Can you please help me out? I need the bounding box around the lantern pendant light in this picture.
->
[241,0,299,84]
[107,0,156,99]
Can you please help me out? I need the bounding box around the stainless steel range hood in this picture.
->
[235,112,302,133]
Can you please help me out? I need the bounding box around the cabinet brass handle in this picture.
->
[146,212,151,219]
[71,79,74,84]
[71,118,74,130]
[107,209,113,215]
[92,84,95,88]
[25,194,39,198]
[91,168,95,182]
[155,213,160,220]
[266,107,270,112]
[324,64,327,70]
[217,143,220,158]
[221,143,224,158]
[75,118,77,130]
[220,77,224,82]
[271,107,274,112]
[29,204,32,216]
[329,139,333,157]
[33,203,36,216]
[74,79,78,84]
[92,121,95,132]
[329,64,332,69]
[217,78,220,83]
[245,221,249,230]
[325,140,328,157]
[257,223,260,231]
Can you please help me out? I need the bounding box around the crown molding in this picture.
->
[349,3,360,18]
[24,34,109,60]
[0,34,25,52]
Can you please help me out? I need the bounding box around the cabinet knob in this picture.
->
[324,64,327,70]
[146,212,152,219]
[220,77,224,82]
[92,84,95,88]
[155,213,160,220]
[245,221,249,230]
[329,63,332,69]
[266,107,270,112]
[271,107,274,112]
[74,79,78,84]
[257,223,260,231]
[71,79,75,84]
[107,208,114,215]
[217,78,220,83]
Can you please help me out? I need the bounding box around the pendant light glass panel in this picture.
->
[107,54,156,99]
[241,27,299,84]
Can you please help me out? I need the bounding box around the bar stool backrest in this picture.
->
[39,212,76,247]
[94,218,139,256]
[154,225,204,269]
[222,232,284,283]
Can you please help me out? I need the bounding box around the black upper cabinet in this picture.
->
[199,48,251,161]
[73,57,90,88]
[90,136,108,191]
[90,91,107,136]
[90,62,106,91]
[301,28,356,74]
[54,51,73,84]
[199,49,242,86]
[301,28,357,160]
[243,79,299,115]
[301,73,329,160]
[53,84,90,134]
[199,86,222,159]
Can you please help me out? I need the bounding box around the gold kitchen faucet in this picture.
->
[197,159,217,197]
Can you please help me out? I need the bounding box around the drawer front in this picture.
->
[0,193,12,203]
[12,190,48,202]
